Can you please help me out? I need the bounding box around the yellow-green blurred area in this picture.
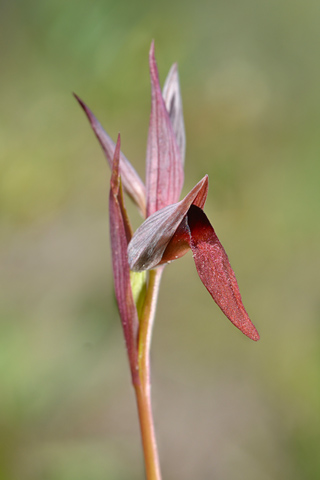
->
[1,0,320,478]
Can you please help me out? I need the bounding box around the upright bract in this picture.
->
[109,135,140,383]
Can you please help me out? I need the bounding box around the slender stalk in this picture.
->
[138,267,164,384]
[134,267,164,480]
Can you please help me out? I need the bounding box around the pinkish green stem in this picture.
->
[134,267,164,480]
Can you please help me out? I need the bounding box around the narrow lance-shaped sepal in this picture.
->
[74,93,146,217]
[146,41,184,217]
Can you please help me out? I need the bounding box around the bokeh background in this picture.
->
[1,1,320,479]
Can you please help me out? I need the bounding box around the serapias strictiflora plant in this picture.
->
[75,40,259,480]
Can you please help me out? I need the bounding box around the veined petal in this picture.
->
[163,63,186,164]
[74,93,146,217]
[109,135,140,383]
[186,205,260,341]
[128,175,208,271]
[146,42,184,217]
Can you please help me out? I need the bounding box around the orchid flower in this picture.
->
[75,41,259,480]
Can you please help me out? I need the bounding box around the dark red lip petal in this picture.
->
[187,205,260,341]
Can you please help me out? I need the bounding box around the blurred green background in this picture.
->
[1,1,320,479]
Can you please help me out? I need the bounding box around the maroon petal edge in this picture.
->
[109,135,140,383]
[74,93,146,217]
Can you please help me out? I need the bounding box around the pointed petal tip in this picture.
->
[149,41,157,75]
[115,133,121,152]
[73,93,95,121]
[250,329,260,341]
[73,92,86,110]
[164,63,179,84]
[241,324,260,341]
[191,175,209,209]
[197,174,209,190]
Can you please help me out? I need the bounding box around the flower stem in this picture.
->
[134,267,164,480]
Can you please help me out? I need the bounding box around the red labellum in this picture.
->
[186,205,260,341]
